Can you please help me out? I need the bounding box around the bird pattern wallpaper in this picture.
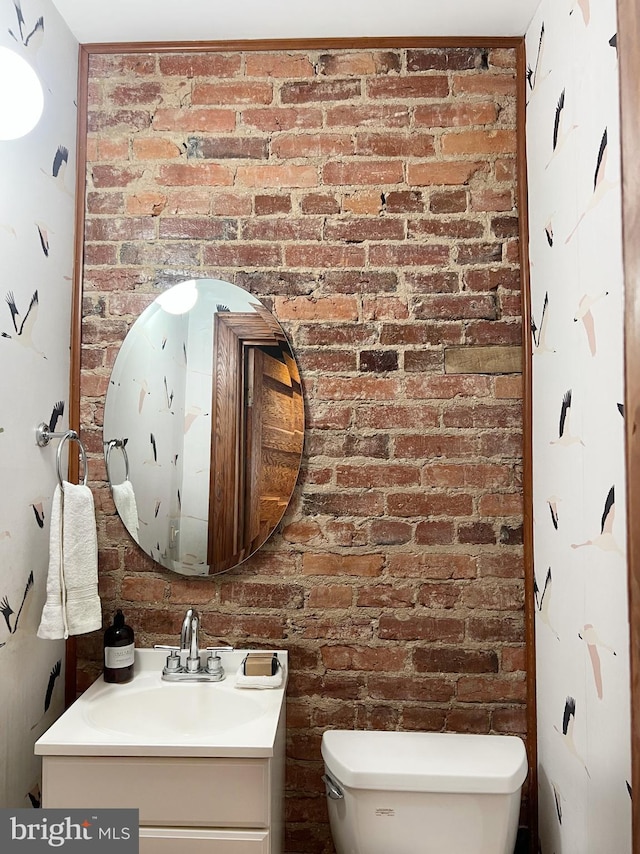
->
[0,0,78,808]
[525,1,631,852]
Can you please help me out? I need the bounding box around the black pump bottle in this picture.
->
[103,609,135,684]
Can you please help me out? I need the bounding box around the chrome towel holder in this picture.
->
[36,422,88,487]
[104,438,130,487]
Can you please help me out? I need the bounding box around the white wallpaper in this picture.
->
[0,0,77,808]
[525,1,631,851]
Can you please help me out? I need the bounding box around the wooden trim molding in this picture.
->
[617,0,640,847]
[515,37,538,854]
[65,43,538,850]
[81,35,523,53]
[65,44,90,708]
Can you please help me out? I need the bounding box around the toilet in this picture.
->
[321,730,527,854]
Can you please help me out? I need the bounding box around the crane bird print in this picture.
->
[573,292,608,357]
[554,696,590,777]
[550,390,583,447]
[546,89,577,168]
[1,290,46,358]
[526,23,547,97]
[571,486,622,554]
[566,129,614,243]
[578,624,616,700]
[8,0,44,50]
[534,567,560,640]
[531,292,553,354]
[31,659,62,731]
[0,571,34,648]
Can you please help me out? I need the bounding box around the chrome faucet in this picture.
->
[154,606,233,682]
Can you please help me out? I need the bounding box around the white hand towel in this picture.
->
[235,661,285,689]
[37,481,102,640]
[112,479,139,537]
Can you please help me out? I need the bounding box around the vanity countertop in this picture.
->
[35,648,287,759]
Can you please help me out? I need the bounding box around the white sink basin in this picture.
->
[35,648,287,758]
[85,677,266,737]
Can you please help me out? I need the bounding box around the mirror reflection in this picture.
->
[103,278,304,576]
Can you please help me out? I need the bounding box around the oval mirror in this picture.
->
[103,278,304,576]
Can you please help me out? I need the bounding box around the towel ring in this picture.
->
[36,423,88,487]
[105,438,130,487]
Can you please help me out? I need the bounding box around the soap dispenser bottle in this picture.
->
[104,609,135,684]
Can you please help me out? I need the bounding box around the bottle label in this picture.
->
[105,643,135,669]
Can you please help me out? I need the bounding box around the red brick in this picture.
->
[300,193,340,214]
[321,645,406,671]
[323,160,404,186]
[152,108,236,132]
[356,585,414,607]
[367,75,449,99]
[441,129,517,156]
[462,581,524,610]
[453,73,517,96]
[446,709,491,734]
[387,492,473,517]
[457,676,526,703]
[457,522,497,544]
[254,194,291,215]
[408,218,484,240]
[297,349,356,372]
[91,165,143,188]
[355,404,439,430]
[326,104,410,127]
[192,81,273,104]
[465,320,522,345]
[471,188,514,212]
[407,48,483,71]
[316,376,401,401]
[367,518,413,545]
[324,218,405,242]
[302,554,384,576]
[355,132,435,158]
[281,79,361,103]
[158,54,241,77]
[158,163,233,186]
[285,244,365,268]
[274,296,357,321]
[318,51,400,76]
[245,54,315,77]
[89,53,156,76]
[502,646,526,672]
[492,709,527,734]
[402,708,447,731]
[342,191,384,214]
[417,582,462,609]
[307,585,353,608]
[412,293,496,319]
[414,521,455,545]
[158,218,238,240]
[408,161,488,186]
[478,493,523,516]
[219,581,304,609]
[369,244,450,267]
[414,648,498,673]
[202,243,281,266]
[337,465,420,488]
[385,190,424,213]
[108,82,162,106]
[368,676,455,703]
[271,133,354,158]
[463,268,520,292]
[241,107,322,131]
[125,192,167,216]
[236,164,317,188]
[406,374,492,399]
[414,102,498,127]
[132,138,181,160]
[242,218,321,242]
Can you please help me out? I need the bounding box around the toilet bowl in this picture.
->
[321,730,527,854]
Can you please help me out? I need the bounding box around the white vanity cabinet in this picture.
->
[35,649,287,854]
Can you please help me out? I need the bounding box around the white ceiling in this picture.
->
[50,0,541,45]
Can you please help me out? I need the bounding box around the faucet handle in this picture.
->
[154,644,180,651]
[205,646,234,653]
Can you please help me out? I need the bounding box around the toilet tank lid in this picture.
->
[321,731,528,795]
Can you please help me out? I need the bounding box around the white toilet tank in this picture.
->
[321,730,528,854]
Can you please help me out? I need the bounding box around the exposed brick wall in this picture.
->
[79,45,524,852]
